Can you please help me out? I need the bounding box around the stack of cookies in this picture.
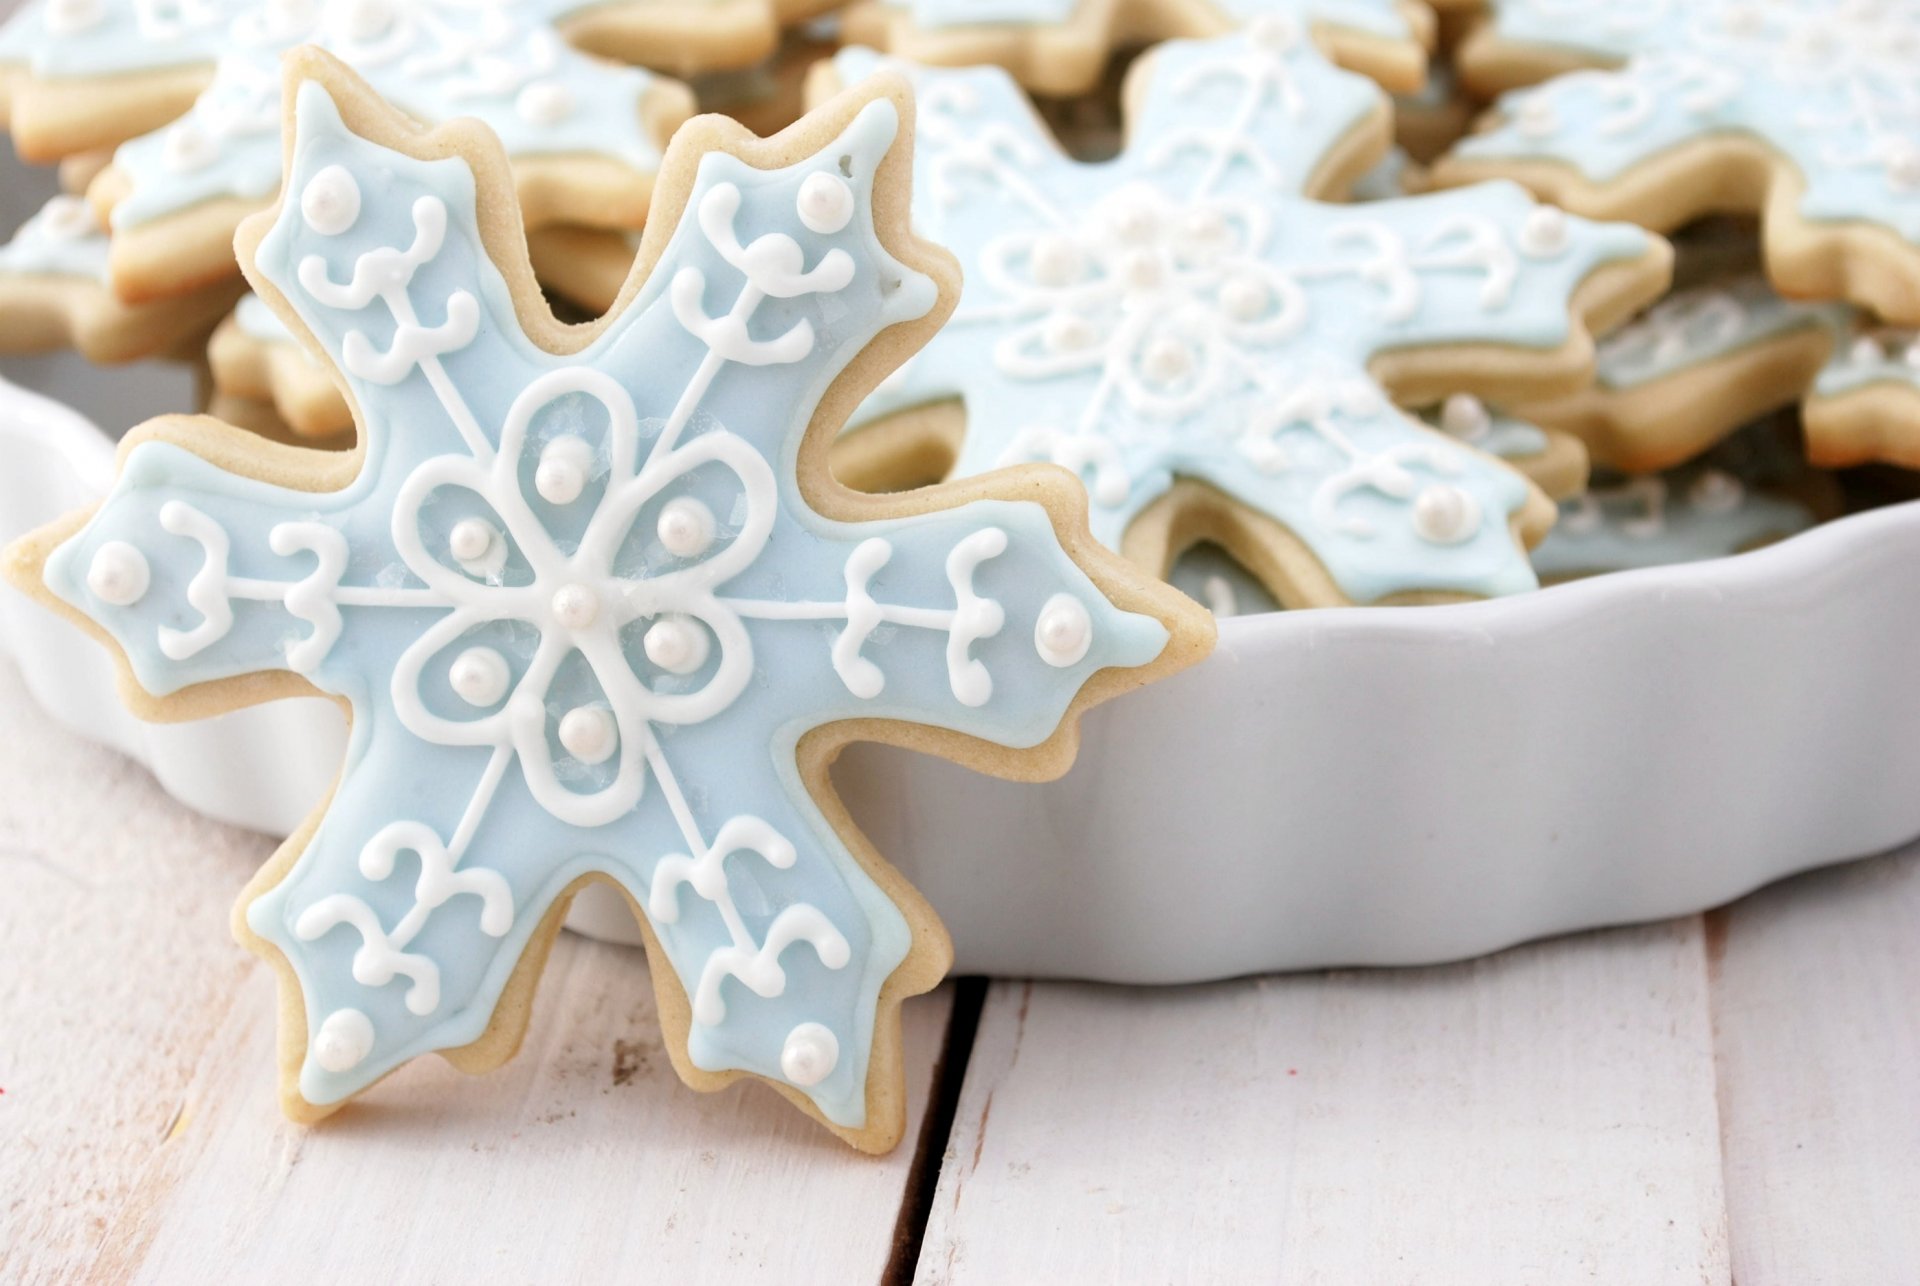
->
[2,0,1917,1150]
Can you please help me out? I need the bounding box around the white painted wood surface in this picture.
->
[2,651,1917,1284]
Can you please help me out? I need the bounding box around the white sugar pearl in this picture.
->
[1107,199,1158,245]
[1033,593,1093,667]
[516,80,574,128]
[86,541,150,606]
[1687,468,1745,515]
[780,1023,840,1087]
[1142,336,1193,382]
[449,646,511,706]
[1851,335,1888,366]
[558,705,617,764]
[1182,207,1228,245]
[1903,340,1920,369]
[44,0,104,34]
[1411,484,1482,545]
[1516,96,1559,140]
[1043,312,1097,352]
[1518,205,1569,258]
[1219,278,1269,321]
[40,195,96,240]
[1247,13,1301,54]
[1119,248,1165,291]
[313,1008,375,1073]
[535,435,593,505]
[1030,234,1083,287]
[551,584,600,631]
[162,123,214,174]
[1439,392,1491,440]
[448,517,495,564]
[335,0,393,43]
[300,165,361,236]
[643,616,709,675]
[657,497,716,558]
[1887,141,1920,192]
[797,170,855,234]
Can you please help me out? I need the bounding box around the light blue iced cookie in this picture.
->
[1167,542,1282,617]
[833,32,1665,607]
[1531,463,1817,581]
[10,59,1205,1152]
[90,0,693,302]
[0,192,238,361]
[839,0,1434,97]
[1437,0,1920,323]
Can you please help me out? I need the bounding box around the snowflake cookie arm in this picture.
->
[1805,325,1920,470]
[1510,275,1848,472]
[839,0,1434,98]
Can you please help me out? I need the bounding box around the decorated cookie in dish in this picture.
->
[1431,0,1920,324]
[0,192,240,361]
[85,2,694,303]
[3,52,1211,1151]
[1419,392,1588,502]
[839,0,1437,98]
[1167,541,1281,616]
[207,293,351,440]
[820,31,1669,609]
[1512,274,1920,472]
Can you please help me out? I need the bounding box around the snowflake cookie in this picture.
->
[0,192,241,362]
[838,0,1438,98]
[81,1,693,304]
[822,32,1670,608]
[0,0,830,161]
[1431,0,1920,324]
[1514,273,1920,472]
[3,51,1209,1151]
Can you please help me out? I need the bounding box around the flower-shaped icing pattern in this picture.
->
[840,0,1436,97]
[13,60,1197,1151]
[1435,0,1920,323]
[1513,273,1920,471]
[89,0,693,302]
[834,31,1665,607]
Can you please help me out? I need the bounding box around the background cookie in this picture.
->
[206,294,352,441]
[6,50,1210,1153]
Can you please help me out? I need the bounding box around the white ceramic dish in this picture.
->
[5,373,1919,980]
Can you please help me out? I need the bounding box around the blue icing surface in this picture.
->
[888,0,1411,39]
[109,2,665,232]
[44,79,1171,1130]
[1532,465,1815,578]
[1458,0,1920,244]
[843,33,1657,604]
[1591,274,1846,391]
[234,289,292,342]
[1814,327,1920,398]
[0,194,111,281]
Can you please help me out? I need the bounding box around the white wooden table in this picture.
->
[1,654,1915,1284]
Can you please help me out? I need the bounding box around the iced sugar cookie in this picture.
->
[1422,392,1587,501]
[0,193,240,362]
[4,51,1210,1151]
[822,33,1669,608]
[207,293,352,440]
[1432,1,1920,324]
[839,0,1437,98]
[1167,541,1281,616]
[87,4,694,303]
[1511,274,1920,472]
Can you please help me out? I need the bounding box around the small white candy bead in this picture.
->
[657,497,716,558]
[797,170,855,234]
[1518,205,1570,258]
[551,584,600,631]
[1033,592,1092,667]
[1142,336,1192,383]
[1247,13,1301,54]
[1687,468,1745,515]
[780,1023,839,1087]
[1043,312,1097,352]
[1029,234,1083,287]
[1119,248,1165,291]
[40,195,96,240]
[335,0,393,43]
[300,165,361,236]
[448,517,495,564]
[449,646,511,706]
[1107,199,1158,245]
[44,0,104,35]
[1516,96,1559,140]
[1411,484,1482,545]
[313,1008,375,1073]
[1219,278,1269,322]
[1903,340,1920,369]
[1851,335,1888,366]
[558,706,617,764]
[87,541,150,606]
[516,80,574,128]
[162,123,214,174]
[535,435,593,505]
[1439,392,1491,440]
[1887,141,1920,192]
[643,616,709,675]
